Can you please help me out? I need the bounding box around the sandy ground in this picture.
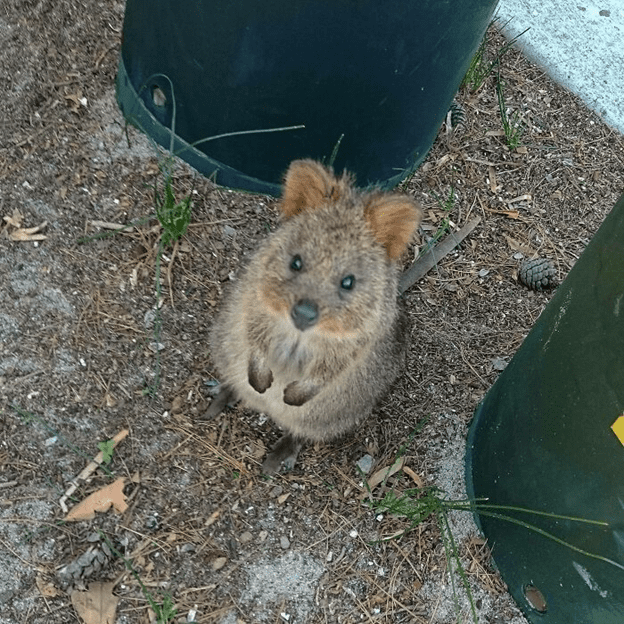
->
[1,3,623,624]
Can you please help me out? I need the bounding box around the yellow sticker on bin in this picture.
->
[611,415,624,446]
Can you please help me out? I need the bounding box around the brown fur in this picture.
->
[208,160,422,473]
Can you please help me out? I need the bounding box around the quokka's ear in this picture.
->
[280,159,348,218]
[364,193,423,260]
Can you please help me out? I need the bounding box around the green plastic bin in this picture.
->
[466,193,624,623]
[116,0,498,194]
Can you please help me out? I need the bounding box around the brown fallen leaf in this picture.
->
[71,582,119,624]
[3,208,23,228]
[36,574,61,598]
[402,465,424,488]
[65,477,128,521]
[504,234,535,257]
[8,221,48,241]
[366,456,405,491]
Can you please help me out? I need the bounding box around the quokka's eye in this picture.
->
[290,254,303,272]
[340,274,356,290]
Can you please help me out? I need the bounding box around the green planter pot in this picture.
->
[466,193,624,623]
[116,0,498,194]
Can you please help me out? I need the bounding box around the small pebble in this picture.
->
[239,531,253,544]
[212,556,227,571]
[280,536,290,549]
[491,357,507,371]
[356,454,374,474]
[222,225,237,239]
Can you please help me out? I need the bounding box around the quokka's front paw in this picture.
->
[283,381,319,406]
[248,356,273,393]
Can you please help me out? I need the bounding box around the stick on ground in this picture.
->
[399,216,481,294]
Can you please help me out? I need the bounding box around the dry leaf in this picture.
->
[8,221,48,241]
[9,230,47,241]
[3,209,23,228]
[367,456,405,491]
[36,574,61,598]
[402,465,424,488]
[65,478,127,521]
[205,510,221,527]
[71,582,119,624]
[504,235,535,256]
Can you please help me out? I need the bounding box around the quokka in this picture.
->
[207,159,422,474]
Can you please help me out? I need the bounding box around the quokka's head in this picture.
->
[253,160,422,339]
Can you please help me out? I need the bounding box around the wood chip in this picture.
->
[488,165,498,192]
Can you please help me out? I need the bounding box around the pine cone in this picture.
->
[519,258,557,290]
[57,534,115,587]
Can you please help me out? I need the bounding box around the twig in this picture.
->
[399,217,481,294]
[90,220,136,232]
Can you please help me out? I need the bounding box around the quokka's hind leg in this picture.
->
[204,384,236,420]
[262,434,305,475]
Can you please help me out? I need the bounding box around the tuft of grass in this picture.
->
[462,21,530,92]
[154,160,193,249]
[370,487,479,623]
[496,72,524,149]
[422,186,456,253]
[100,531,178,623]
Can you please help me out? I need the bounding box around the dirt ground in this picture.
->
[1,2,623,624]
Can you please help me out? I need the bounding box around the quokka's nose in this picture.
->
[291,299,319,331]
